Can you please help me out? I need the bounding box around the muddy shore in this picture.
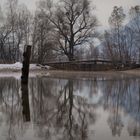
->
[0,68,139,79]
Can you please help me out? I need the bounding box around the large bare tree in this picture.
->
[40,0,98,61]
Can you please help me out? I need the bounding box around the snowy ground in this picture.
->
[0,62,50,79]
[0,62,49,71]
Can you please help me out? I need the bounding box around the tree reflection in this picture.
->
[107,80,125,136]
[102,78,140,137]
[0,77,32,140]
[127,84,140,137]
[55,80,90,140]
[0,78,22,140]
[0,76,139,140]
[30,78,96,140]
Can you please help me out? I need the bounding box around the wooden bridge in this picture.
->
[42,59,140,71]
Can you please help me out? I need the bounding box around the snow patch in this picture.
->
[0,62,50,70]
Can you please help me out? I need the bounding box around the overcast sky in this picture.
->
[92,0,140,27]
[1,0,140,27]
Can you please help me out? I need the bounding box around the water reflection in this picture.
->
[0,78,21,140]
[21,81,30,122]
[102,78,140,137]
[29,78,96,140]
[0,76,139,140]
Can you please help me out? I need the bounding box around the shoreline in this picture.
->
[0,68,139,79]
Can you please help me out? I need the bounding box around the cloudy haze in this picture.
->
[1,0,140,27]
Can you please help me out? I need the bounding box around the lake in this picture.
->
[0,73,139,140]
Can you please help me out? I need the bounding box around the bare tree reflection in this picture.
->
[55,80,91,140]
[0,76,140,140]
[30,78,96,140]
[0,78,22,140]
[102,78,140,137]
[107,80,125,136]
[127,81,140,137]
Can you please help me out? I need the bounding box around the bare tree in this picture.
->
[103,30,115,61]
[0,5,3,24]
[0,24,12,63]
[4,0,31,62]
[31,8,55,64]
[108,6,126,62]
[42,0,98,61]
[5,0,18,62]
[129,5,140,63]
[86,43,99,60]
[0,4,12,63]
[15,4,32,60]
[129,6,140,35]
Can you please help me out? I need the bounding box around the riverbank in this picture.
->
[121,68,140,76]
[0,63,139,79]
[43,69,140,79]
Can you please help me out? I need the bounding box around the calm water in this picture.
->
[0,74,139,140]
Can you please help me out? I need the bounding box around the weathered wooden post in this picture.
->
[21,45,31,122]
[21,45,31,84]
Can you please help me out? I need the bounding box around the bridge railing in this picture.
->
[43,59,139,65]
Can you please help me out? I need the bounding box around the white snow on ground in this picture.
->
[0,62,50,79]
[0,62,50,70]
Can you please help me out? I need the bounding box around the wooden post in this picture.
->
[21,45,31,122]
[21,45,31,84]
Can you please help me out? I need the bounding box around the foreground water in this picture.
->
[0,74,139,140]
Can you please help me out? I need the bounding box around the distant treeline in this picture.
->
[0,0,140,64]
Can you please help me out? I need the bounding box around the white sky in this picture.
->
[92,0,140,27]
[1,0,140,27]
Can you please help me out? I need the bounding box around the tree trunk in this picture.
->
[68,53,74,61]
